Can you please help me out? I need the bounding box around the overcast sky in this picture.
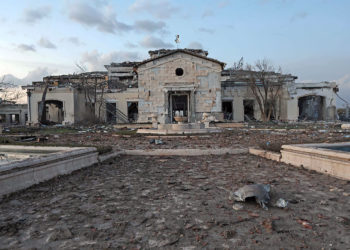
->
[0,0,349,105]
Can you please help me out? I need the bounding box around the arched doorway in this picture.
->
[298,95,325,121]
[39,100,64,124]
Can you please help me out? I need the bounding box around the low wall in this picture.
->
[0,146,98,197]
[249,148,281,162]
[281,143,350,180]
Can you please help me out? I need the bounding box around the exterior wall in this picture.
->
[221,82,337,122]
[74,90,96,124]
[137,52,223,123]
[27,86,75,124]
[285,82,337,121]
[101,89,139,123]
[221,85,270,122]
[0,104,27,125]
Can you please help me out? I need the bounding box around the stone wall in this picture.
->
[137,52,223,123]
[27,87,76,125]
[101,89,139,123]
[285,82,337,121]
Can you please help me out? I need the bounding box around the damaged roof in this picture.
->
[137,49,226,69]
[106,62,140,68]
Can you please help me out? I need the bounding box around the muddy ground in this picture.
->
[1,153,349,249]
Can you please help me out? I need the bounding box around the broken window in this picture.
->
[127,102,138,122]
[244,100,255,121]
[222,101,233,120]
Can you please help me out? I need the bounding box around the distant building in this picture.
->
[23,49,338,125]
[0,100,28,125]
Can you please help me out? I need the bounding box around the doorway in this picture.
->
[106,102,116,123]
[127,102,138,122]
[298,95,325,121]
[243,100,254,121]
[169,92,189,123]
[222,101,233,120]
[40,100,64,124]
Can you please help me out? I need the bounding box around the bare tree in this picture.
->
[245,59,287,122]
[0,76,25,104]
[75,65,108,122]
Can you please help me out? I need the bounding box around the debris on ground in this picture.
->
[297,219,313,229]
[0,152,349,249]
[155,139,164,145]
[275,198,288,208]
[233,184,270,210]
[232,203,244,211]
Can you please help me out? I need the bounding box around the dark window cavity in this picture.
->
[175,68,184,76]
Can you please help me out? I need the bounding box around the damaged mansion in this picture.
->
[22,49,338,125]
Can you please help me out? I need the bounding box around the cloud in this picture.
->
[67,1,132,34]
[218,0,230,8]
[1,67,54,86]
[139,35,174,49]
[187,42,203,50]
[129,0,180,19]
[1,67,54,104]
[79,50,141,71]
[38,37,56,49]
[24,67,54,83]
[17,44,36,52]
[290,11,308,22]
[125,42,138,48]
[202,9,214,18]
[133,20,167,33]
[66,36,85,46]
[198,27,215,34]
[22,6,51,24]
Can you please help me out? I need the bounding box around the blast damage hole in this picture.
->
[175,68,184,76]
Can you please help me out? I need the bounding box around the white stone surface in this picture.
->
[0,146,98,197]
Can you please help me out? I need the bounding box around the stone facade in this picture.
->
[137,51,224,124]
[23,72,107,125]
[23,49,338,125]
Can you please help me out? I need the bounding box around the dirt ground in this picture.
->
[47,128,350,151]
[1,152,349,249]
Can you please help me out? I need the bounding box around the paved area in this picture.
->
[1,154,349,249]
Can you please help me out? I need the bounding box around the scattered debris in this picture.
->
[297,219,312,229]
[233,184,270,210]
[275,198,288,208]
[232,203,244,211]
[155,139,164,145]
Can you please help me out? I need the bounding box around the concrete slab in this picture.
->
[0,146,98,197]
